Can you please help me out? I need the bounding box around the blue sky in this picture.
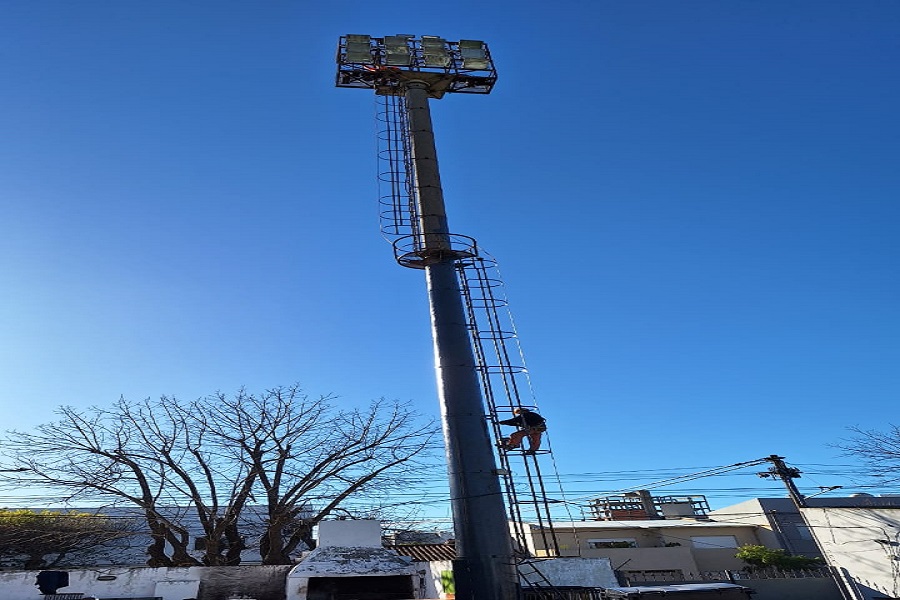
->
[2,1,898,518]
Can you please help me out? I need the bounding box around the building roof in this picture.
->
[386,542,456,562]
[710,496,900,515]
[526,519,755,530]
[603,583,752,597]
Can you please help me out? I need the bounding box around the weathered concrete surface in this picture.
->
[523,557,618,588]
[286,546,417,600]
[0,565,292,600]
[738,577,843,600]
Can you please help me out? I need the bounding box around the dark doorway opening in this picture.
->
[307,575,414,600]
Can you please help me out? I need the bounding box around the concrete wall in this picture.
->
[527,521,759,573]
[420,560,454,599]
[550,545,746,573]
[736,576,843,600]
[318,520,382,548]
[686,548,749,571]
[0,557,698,600]
[0,566,291,600]
[710,498,822,556]
[537,523,759,554]
[415,559,618,598]
[578,546,699,574]
[285,549,417,600]
[803,506,900,600]
[524,557,617,588]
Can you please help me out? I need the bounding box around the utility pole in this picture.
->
[758,456,862,599]
[336,35,517,600]
[758,454,807,508]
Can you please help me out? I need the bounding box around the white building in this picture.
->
[518,518,764,575]
[712,495,900,600]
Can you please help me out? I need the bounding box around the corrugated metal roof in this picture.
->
[386,542,456,562]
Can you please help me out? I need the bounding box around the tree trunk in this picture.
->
[260,513,294,565]
[223,519,245,566]
[145,530,173,567]
[168,528,201,566]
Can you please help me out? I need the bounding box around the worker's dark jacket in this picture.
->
[498,412,546,429]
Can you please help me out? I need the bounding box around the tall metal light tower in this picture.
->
[336,35,516,600]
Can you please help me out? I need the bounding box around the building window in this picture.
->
[796,524,814,540]
[587,538,637,549]
[690,535,738,549]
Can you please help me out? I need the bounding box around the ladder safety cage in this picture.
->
[376,94,419,241]
[455,255,561,557]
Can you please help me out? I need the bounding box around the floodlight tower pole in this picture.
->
[335,36,514,600]
[404,80,517,600]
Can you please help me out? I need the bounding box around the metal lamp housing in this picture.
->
[335,34,498,98]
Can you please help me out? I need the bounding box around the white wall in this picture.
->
[0,567,195,600]
[0,566,290,600]
[420,560,454,599]
[802,507,900,600]
[415,557,618,598]
[0,557,619,599]
[318,519,382,548]
[526,557,618,588]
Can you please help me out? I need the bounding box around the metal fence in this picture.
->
[523,586,605,600]
[622,567,832,584]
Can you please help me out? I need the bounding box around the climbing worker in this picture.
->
[497,407,547,455]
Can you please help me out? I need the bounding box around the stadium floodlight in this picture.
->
[384,35,412,66]
[459,40,489,70]
[345,34,373,63]
[335,32,514,600]
[335,34,497,97]
[422,35,451,68]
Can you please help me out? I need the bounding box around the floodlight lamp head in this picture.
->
[335,34,498,98]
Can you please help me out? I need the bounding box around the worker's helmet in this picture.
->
[514,407,530,414]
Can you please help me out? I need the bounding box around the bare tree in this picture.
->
[1,395,254,566]
[833,424,900,486]
[203,387,438,564]
[1,385,439,566]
